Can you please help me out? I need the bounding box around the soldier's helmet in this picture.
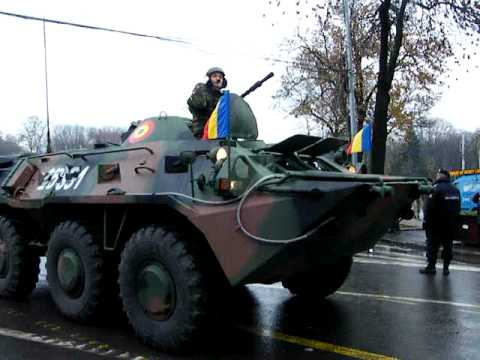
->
[206,67,225,77]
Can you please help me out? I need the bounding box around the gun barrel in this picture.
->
[260,72,274,83]
[241,72,274,98]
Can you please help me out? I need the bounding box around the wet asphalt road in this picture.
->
[0,245,479,360]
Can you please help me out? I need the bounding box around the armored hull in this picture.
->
[0,95,430,351]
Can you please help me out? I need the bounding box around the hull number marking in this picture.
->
[37,166,90,191]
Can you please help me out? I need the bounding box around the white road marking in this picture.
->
[356,253,426,264]
[353,257,480,273]
[358,249,478,267]
[372,298,417,306]
[336,291,480,310]
[249,284,480,310]
[248,284,417,306]
[0,326,140,359]
[357,250,427,262]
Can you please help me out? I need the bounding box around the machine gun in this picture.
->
[241,72,274,98]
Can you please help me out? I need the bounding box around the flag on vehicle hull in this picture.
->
[203,91,230,140]
[347,122,372,154]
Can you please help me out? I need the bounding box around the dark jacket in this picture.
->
[424,178,461,236]
[187,83,222,138]
[473,192,480,206]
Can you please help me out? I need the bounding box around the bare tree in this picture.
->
[53,125,125,151]
[0,132,23,155]
[17,116,46,153]
[386,119,480,177]
[52,125,88,151]
[15,119,126,154]
[87,126,124,145]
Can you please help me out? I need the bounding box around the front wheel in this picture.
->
[282,256,353,298]
[0,216,39,299]
[119,225,209,352]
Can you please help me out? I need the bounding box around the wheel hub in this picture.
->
[57,249,84,296]
[136,262,176,320]
[0,237,8,278]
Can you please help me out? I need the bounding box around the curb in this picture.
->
[379,237,426,252]
[380,236,480,258]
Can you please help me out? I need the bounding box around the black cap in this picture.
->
[437,168,450,178]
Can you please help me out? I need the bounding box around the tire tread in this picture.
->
[0,216,40,299]
[119,224,209,352]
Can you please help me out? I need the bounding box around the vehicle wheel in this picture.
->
[282,256,353,298]
[46,221,105,322]
[0,216,40,299]
[119,225,209,352]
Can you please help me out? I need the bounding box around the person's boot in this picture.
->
[419,264,436,275]
[443,263,450,276]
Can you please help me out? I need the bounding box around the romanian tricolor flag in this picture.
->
[347,122,372,154]
[202,91,230,140]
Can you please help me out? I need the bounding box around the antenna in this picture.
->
[43,20,52,153]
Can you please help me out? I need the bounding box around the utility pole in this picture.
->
[342,0,358,168]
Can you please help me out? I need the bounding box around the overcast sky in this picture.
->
[0,0,478,143]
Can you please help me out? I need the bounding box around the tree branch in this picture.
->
[386,0,409,86]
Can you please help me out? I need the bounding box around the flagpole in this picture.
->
[342,0,358,168]
[226,91,231,182]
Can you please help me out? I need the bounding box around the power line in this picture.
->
[0,10,190,45]
[0,10,295,66]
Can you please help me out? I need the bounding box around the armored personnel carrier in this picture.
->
[0,93,429,351]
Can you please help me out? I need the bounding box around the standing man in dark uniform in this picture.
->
[473,192,480,219]
[420,169,461,276]
[187,67,227,138]
[473,192,480,208]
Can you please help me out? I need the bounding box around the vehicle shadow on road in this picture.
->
[199,285,345,357]
[273,295,343,338]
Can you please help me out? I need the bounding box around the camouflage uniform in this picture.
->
[187,83,222,138]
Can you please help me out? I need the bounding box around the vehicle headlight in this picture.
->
[208,147,228,164]
[216,147,228,162]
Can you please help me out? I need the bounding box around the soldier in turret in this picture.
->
[187,67,227,138]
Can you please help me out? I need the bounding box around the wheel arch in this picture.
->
[30,203,228,286]
[0,205,44,245]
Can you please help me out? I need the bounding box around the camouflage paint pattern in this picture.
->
[0,95,430,286]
